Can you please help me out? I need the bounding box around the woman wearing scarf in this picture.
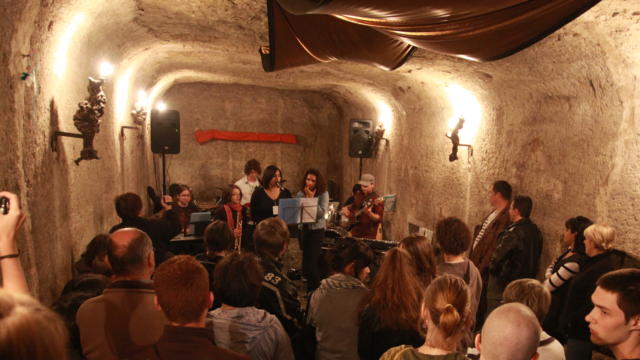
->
[213,185,251,251]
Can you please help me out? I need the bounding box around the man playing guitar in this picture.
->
[341,174,384,239]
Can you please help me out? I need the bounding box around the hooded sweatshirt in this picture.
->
[209,306,294,360]
[308,273,370,360]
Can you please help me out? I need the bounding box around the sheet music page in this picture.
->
[301,197,318,223]
[279,198,302,224]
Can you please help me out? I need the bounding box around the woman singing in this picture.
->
[250,165,291,225]
[296,168,329,291]
[213,185,251,251]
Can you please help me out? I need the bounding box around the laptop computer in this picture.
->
[188,212,212,236]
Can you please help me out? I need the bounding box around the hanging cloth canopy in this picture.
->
[260,0,601,71]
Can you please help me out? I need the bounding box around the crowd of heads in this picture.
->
[2,177,640,360]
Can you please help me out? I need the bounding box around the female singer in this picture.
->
[296,168,329,291]
[213,185,251,251]
[250,165,291,225]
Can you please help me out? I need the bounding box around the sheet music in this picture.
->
[301,197,318,223]
[278,197,319,224]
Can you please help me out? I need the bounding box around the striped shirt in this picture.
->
[544,260,580,291]
[472,209,499,250]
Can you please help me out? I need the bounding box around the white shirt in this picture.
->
[235,175,260,205]
[538,331,565,360]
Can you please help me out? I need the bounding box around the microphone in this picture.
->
[276,179,286,190]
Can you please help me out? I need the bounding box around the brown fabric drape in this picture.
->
[260,0,601,72]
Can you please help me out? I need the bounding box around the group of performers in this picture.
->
[155,159,385,291]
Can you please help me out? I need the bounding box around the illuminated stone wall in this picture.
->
[161,82,345,202]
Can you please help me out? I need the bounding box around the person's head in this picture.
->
[0,289,69,360]
[223,185,243,205]
[244,159,262,181]
[203,220,234,255]
[421,274,472,351]
[168,183,183,198]
[435,217,472,256]
[564,216,593,254]
[174,185,192,207]
[213,252,264,307]
[399,235,437,286]
[114,192,143,219]
[153,255,212,326]
[262,165,283,189]
[79,234,112,276]
[477,303,541,360]
[510,195,533,221]
[351,184,363,196]
[108,228,155,279]
[583,224,615,257]
[586,268,640,355]
[330,238,374,282]
[502,279,551,323]
[490,180,512,208]
[253,217,289,259]
[301,168,326,194]
[358,173,375,195]
[365,247,423,331]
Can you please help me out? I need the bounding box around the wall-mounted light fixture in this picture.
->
[446,117,473,162]
[130,89,148,126]
[373,124,389,157]
[52,61,114,165]
[444,84,481,163]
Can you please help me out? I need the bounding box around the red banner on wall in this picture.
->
[194,129,297,145]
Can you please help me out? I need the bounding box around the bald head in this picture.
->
[108,228,154,278]
[478,303,541,360]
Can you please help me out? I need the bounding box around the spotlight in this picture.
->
[156,102,167,112]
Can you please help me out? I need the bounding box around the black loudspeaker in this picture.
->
[151,110,180,154]
[349,119,374,158]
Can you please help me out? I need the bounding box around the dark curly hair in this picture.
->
[435,217,472,256]
[300,168,327,195]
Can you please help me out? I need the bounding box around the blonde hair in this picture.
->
[584,224,615,251]
[502,279,551,323]
[422,274,472,348]
[0,289,68,359]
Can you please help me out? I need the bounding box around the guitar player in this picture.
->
[341,174,384,239]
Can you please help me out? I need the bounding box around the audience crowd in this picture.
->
[1,174,640,360]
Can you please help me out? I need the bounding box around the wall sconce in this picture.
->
[130,89,148,126]
[446,117,473,162]
[52,61,114,165]
[373,124,389,156]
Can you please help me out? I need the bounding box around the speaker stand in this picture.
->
[359,158,363,179]
[162,153,167,195]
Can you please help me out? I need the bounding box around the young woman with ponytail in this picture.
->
[381,274,472,360]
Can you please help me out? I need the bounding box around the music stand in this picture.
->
[278,198,318,225]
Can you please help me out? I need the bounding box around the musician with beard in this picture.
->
[342,174,384,239]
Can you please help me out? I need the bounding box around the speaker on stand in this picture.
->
[349,119,374,178]
[151,109,180,195]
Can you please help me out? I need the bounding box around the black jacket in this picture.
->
[563,249,640,341]
[489,218,543,288]
[257,255,303,338]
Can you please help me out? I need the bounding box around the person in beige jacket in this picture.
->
[76,228,167,360]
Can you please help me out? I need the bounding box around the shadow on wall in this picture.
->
[22,98,76,301]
